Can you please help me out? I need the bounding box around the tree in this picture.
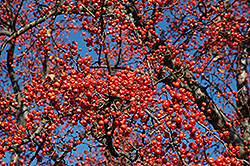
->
[0,0,250,165]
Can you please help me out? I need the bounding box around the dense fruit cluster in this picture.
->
[0,0,249,165]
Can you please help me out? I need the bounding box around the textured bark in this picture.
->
[0,30,11,36]
[7,42,22,165]
[237,41,250,145]
[159,68,247,159]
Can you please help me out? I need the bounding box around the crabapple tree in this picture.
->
[0,0,250,165]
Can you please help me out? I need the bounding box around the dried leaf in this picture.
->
[46,74,55,82]
[47,29,52,37]
[218,69,225,73]
[212,55,222,62]
[209,50,213,59]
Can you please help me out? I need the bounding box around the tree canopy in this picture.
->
[0,0,250,165]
